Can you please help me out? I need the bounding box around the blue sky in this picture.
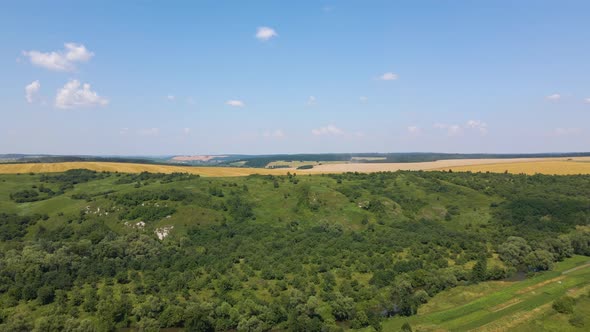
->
[1,0,589,155]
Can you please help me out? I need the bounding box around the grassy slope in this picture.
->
[370,256,590,332]
[2,171,589,330]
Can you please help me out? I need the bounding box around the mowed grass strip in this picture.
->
[375,256,590,332]
[0,162,290,177]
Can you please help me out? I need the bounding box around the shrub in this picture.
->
[552,296,575,314]
[569,314,585,328]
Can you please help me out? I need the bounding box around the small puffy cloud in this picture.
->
[312,124,343,136]
[25,80,41,103]
[255,27,278,41]
[434,123,462,136]
[546,93,561,101]
[379,72,398,81]
[447,125,462,136]
[23,43,93,71]
[226,100,245,107]
[307,96,316,105]
[407,126,421,136]
[434,121,487,136]
[584,98,590,104]
[64,43,93,62]
[359,96,368,103]
[138,128,160,136]
[553,127,581,136]
[466,120,488,135]
[119,128,129,135]
[55,79,109,109]
[167,94,175,101]
[183,128,191,135]
[262,129,285,138]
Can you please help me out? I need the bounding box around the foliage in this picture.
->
[0,170,589,330]
[552,296,575,314]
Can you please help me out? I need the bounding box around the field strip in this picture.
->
[473,302,552,332]
[515,276,565,294]
[488,298,522,312]
[562,261,590,274]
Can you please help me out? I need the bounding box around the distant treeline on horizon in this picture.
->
[1,152,589,168]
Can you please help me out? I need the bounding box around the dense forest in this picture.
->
[0,169,589,331]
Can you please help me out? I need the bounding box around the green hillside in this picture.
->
[0,170,589,331]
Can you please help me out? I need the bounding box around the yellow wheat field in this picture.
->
[0,162,289,177]
[436,159,590,175]
[1,158,590,176]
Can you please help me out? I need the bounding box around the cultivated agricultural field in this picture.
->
[437,158,590,175]
[2,156,590,177]
[0,169,589,331]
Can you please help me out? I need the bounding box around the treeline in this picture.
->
[114,171,199,184]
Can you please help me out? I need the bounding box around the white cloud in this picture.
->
[167,94,175,101]
[553,127,581,136]
[584,98,590,104]
[307,96,316,105]
[255,27,278,41]
[312,124,343,136]
[466,120,488,135]
[407,126,421,136]
[25,80,41,103]
[23,43,93,71]
[546,93,561,101]
[447,125,462,136]
[119,128,129,135]
[55,79,108,109]
[379,72,398,81]
[434,121,488,136]
[434,123,462,136]
[138,128,160,136]
[226,100,245,107]
[359,96,368,103]
[183,128,191,135]
[262,129,285,138]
